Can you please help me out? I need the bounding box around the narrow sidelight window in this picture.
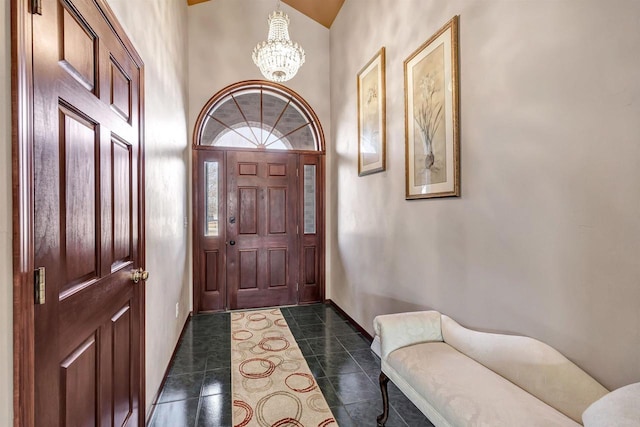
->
[303,164,316,234]
[204,161,219,236]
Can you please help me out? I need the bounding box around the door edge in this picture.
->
[12,0,36,425]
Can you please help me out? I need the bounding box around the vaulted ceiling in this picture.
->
[186,0,345,28]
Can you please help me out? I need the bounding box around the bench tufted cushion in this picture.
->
[385,342,581,427]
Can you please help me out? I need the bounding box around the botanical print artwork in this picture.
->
[358,47,386,176]
[404,16,459,199]
[413,43,446,185]
[361,68,381,167]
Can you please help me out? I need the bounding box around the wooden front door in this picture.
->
[193,150,324,312]
[226,151,299,309]
[191,81,325,313]
[29,0,145,425]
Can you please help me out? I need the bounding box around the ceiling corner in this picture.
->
[186,0,345,28]
[187,0,210,6]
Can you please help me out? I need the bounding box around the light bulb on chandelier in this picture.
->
[252,1,305,83]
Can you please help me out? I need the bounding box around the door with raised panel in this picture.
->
[31,0,144,425]
[226,151,299,309]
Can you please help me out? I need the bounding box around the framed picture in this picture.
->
[404,16,460,199]
[358,47,386,176]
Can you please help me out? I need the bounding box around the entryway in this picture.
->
[192,81,325,312]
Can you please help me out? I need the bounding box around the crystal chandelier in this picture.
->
[252,2,305,83]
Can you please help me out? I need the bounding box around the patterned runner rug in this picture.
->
[231,308,337,427]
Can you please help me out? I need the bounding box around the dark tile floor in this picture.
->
[147,303,434,426]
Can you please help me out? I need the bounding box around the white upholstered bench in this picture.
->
[372,311,638,426]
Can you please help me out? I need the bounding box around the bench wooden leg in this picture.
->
[377,371,390,426]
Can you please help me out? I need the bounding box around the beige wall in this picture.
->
[187,0,331,147]
[329,0,640,390]
[0,0,13,423]
[107,0,190,415]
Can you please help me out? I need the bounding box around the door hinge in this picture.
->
[296,168,299,177]
[296,225,299,235]
[30,0,42,15]
[34,267,45,305]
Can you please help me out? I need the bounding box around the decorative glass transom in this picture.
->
[197,83,321,151]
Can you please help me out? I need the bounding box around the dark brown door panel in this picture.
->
[226,151,299,309]
[17,0,146,425]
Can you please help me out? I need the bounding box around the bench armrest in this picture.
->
[583,383,640,427]
[373,310,443,360]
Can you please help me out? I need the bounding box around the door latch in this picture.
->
[34,267,45,305]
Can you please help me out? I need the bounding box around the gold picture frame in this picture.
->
[404,16,460,199]
[358,47,386,176]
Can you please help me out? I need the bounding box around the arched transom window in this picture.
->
[196,81,323,151]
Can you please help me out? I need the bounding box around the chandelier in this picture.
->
[252,2,305,83]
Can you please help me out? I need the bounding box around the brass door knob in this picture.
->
[132,268,150,284]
